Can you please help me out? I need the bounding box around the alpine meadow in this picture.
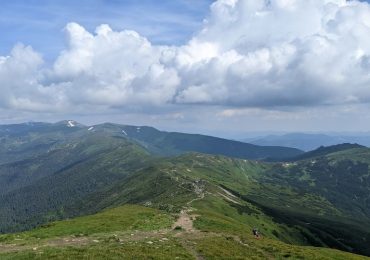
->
[1,0,370,259]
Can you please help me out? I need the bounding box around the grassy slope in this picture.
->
[57,152,370,257]
[161,153,370,256]
[0,205,367,260]
[253,147,370,256]
[286,143,365,162]
[0,205,173,242]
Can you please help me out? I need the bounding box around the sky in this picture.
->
[0,0,213,60]
[1,0,370,138]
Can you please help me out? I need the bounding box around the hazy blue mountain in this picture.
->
[244,133,370,151]
[285,143,365,161]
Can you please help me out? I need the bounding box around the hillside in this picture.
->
[285,143,365,162]
[0,121,299,233]
[4,149,369,257]
[245,133,370,151]
[90,123,303,159]
[66,148,370,257]
[0,125,151,233]
[1,122,370,258]
[0,205,366,260]
[0,121,302,163]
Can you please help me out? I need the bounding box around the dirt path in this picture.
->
[172,209,196,232]
[174,183,243,233]
[170,188,206,259]
[0,192,205,256]
[0,223,250,260]
[0,186,211,257]
[0,193,205,256]
[0,230,170,254]
[172,187,205,233]
[0,243,35,253]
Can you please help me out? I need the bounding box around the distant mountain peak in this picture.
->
[287,143,366,162]
[246,132,370,151]
[54,120,85,128]
[315,143,365,151]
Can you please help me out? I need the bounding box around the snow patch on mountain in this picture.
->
[67,121,75,127]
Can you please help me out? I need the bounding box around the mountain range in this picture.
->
[244,133,370,151]
[0,121,369,259]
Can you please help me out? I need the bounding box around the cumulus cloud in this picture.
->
[1,0,370,114]
[0,44,57,111]
[174,0,370,106]
[49,23,180,108]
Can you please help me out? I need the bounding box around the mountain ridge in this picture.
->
[0,121,303,162]
[245,132,370,151]
[1,121,370,258]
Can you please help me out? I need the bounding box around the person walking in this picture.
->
[252,228,260,239]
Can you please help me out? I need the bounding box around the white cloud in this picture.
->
[1,0,370,115]
[0,44,55,111]
[173,0,370,107]
[46,22,180,108]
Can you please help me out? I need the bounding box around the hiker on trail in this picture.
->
[252,228,260,239]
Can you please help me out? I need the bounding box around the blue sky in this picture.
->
[1,0,370,136]
[0,0,213,60]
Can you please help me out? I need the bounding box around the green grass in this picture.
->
[0,205,173,243]
[195,236,367,260]
[250,236,368,260]
[192,194,306,244]
[1,148,370,258]
[0,240,193,260]
[0,203,368,259]
[196,236,266,259]
[2,237,366,260]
